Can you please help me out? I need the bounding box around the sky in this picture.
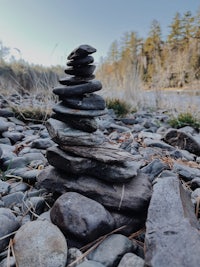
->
[0,0,199,67]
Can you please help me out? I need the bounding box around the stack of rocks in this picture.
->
[38,45,152,245]
[46,44,141,182]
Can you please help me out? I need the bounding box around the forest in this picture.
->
[0,9,200,110]
[96,10,200,90]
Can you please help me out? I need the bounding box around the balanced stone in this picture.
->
[59,75,95,86]
[65,65,96,77]
[53,103,107,118]
[46,146,140,182]
[51,113,98,133]
[61,94,106,110]
[67,55,94,66]
[67,44,97,60]
[50,192,114,241]
[46,118,105,146]
[53,80,102,97]
[37,166,152,212]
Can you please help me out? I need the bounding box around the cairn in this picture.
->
[41,45,152,244]
[46,44,141,182]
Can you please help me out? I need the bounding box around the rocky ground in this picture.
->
[0,104,200,267]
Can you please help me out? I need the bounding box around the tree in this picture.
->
[182,11,195,46]
[142,20,162,83]
[168,12,184,50]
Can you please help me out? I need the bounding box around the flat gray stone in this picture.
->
[51,113,98,133]
[13,220,68,267]
[141,158,170,182]
[53,102,107,117]
[46,118,105,146]
[143,138,175,151]
[61,143,139,164]
[46,146,140,183]
[53,80,102,97]
[173,162,200,182]
[37,166,152,212]
[61,93,106,110]
[145,176,200,267]
[88,234,133,267]
[50,192,114,242]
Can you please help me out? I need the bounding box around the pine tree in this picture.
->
[168,12,184,50]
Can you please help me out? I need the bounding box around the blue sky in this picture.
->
[0,0,199,66]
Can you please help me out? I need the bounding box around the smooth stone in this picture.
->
[2,192,24,208]
[53,102,107,118]
[61,93,106,110]
[76,261,105,267]
[59,75,95,85]
[2,131,24,144]
[31,138,55,149]
[46,118,105,146]
[50,192,114,242]
[145,176,200,267]
[13,220,68,267]
[143,138,175,151]
[9,181,30,193]
[0,118,10,133]
[0,137,11,145]
[6,167,42,184]
[0,108,14,117]
[0,208,20,253]
[163,129,200,156]
[67,55,94,66]
[0,180,10,195]
[52,113,98,133]
[37,166,152,212]
[2,152,46,171]
[141,158,170,182]
[118,253,144,267]
[7,117,25,126]
[65,65,96,77]
[67,44,96,60]
[47,146,140,183]
[88,234,133,267]
[53,80,102,97]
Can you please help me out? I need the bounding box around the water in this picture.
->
[145,89,200,113]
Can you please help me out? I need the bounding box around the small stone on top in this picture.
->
[67,44,97,60]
